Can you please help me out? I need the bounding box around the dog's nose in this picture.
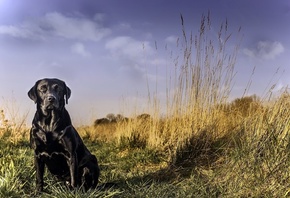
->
[47,96,56,102]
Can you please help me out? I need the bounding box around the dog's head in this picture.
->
[28,78,71,113]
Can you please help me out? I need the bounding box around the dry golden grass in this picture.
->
[0,107,29,144]
[106,13,242,164]
[77,123,117,142]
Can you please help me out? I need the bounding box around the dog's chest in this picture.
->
[35,131,67,157]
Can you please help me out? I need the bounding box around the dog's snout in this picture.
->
[44,93,59,110]
[47,95,56,102]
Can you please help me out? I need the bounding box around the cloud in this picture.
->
[105,36,154,60]
[105,36,164,82]
[243,41,284,60]
[274,80,284,92]
[105,36,168,63]
[42,12,111,41]
[165,35,178,44]
[0,25,36,39]
[93,13,106,22]
[117,22,132,30]
[35,61,76,80]
[0,12,111,41]
[71,42,91,57]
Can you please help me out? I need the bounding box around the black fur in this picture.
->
[28,78,99,192]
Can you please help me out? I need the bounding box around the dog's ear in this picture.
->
[28,81,39,103]
[64,83,71,104]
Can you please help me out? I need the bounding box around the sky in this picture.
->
[0,0,289,125]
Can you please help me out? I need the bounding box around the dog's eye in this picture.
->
[52,84,59,91]
[40,85,47,92]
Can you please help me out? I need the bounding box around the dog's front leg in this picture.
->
[68,153,78,188]
[35,155,45,192]
[61,126,80,188]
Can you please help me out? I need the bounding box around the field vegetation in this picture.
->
[0,14,289,197]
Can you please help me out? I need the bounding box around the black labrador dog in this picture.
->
[28,78,99,192]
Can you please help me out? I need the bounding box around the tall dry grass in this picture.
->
[0,97,30,143]
[113,13,242,164]
[210,92,290,196]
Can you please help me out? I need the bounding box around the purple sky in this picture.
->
[0,0,289,125]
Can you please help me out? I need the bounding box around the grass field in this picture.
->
[1,14,289,197]
[1,95,290,198]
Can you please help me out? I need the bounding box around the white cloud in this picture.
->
[0,25,31,39]
[105,36,168,65]
[150,58,167,66]
[93,13,106,22]
[105,36,154,60]
[165,35,178,44]
[0,12,111,41]
[71,42,91,57]
[105,36,168,82]
[117,22,132,30]
[243,41,284,60]
[42,12,111,41]
[274,80,284,92]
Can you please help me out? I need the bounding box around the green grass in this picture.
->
[0,135,214,197]
[1,110,290,198]
[0,136,223,197]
